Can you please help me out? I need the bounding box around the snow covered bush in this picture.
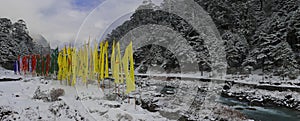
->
[32,86,50,101]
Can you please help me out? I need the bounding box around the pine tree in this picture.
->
[223,31,249,73]
[287,7,300,65]
[244,32,299,78]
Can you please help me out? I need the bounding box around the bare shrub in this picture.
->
[214,106,248,121]
[50,88,65,101]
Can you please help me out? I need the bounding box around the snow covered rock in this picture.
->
[0,106,20,121]
[32,86,50,102]
[49,101,87,121]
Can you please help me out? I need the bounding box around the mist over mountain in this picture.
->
[30,33,51,54]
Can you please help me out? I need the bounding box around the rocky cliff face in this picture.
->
[0,18,50,70]
[106,0,300,78]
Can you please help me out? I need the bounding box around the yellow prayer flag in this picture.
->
[117,42,124,83]
[57,51,63,80]
[80,47,85,79]
[72,47,77,86]
[76,49,80,78]
[78,47,83,78]
[129,41,135,83]
[86,42,89,82]
[104,41,109,78]
[123,41,135,93]
[111,41,116,80]
[67,46,72,85]
[122,45,130,93]
[100,41,104,80]
[93,40,99,74]
[63,46,68,80]
[82,42,89,84]
[89,41,95,80]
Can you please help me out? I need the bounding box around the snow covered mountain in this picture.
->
[106,0,300,79]
[0,18,50,70]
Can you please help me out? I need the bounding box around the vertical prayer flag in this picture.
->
[123,41,135,94]
[111,41,116,81]
[72,47,77,86]
[99,41,104,80]
[57,51,63,80]
[104,41,109,78]
[93,40,99,74]
[129,41,135,84]
[32,55,36,74]
[117,42,124,83]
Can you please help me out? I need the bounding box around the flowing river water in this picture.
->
[218,96,300,121]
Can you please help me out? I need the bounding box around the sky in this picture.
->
[0,0,163,48]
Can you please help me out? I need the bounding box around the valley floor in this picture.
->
[0,68,299,121]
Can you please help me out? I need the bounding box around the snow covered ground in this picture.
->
[0,67,22,79]
[0,77,169,120]
[0,68,256,121]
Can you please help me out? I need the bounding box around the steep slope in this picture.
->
[105,0,299,78]
[196,0,300,78]
[106,1,212,74]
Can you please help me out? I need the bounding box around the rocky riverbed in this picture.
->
[221,81,300,111]
[128,78,252,121]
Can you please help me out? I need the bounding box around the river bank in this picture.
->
[219,79,300,121]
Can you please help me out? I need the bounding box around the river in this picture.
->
[217,96,300,121]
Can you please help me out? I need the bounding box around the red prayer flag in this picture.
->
[32,55,36,73]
